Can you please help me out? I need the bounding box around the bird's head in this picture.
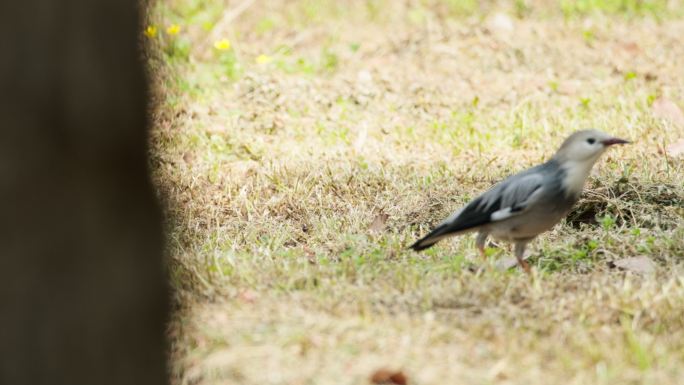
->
[553,129,630,164]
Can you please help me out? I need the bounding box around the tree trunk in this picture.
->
[0,1,168,384]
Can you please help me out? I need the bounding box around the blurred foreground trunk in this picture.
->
[0,1,168,384]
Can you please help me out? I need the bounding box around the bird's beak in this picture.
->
[601,137,630,147]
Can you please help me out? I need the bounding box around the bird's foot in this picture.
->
[517,258,532,274]
[478,245,487,260]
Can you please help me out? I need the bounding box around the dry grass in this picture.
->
[148,1,684,384]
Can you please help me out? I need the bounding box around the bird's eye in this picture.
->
[587,138,596,144]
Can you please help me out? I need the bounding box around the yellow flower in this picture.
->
[256,54,273,65]
[166,24,181,36]
[144,25,157,38]
[214,39,231,51]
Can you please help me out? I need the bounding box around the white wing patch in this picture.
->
[489,183,545,222]
[436,171,546,228]
[490,207,513,221]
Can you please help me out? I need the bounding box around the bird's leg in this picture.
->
[514,241,531,274]
[476,232,488,259]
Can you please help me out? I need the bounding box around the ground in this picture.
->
[147,1,684,384]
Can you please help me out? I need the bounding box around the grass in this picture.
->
[147,1,684,384]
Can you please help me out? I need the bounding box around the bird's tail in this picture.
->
[409,224,455,251]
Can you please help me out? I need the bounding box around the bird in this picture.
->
[410,129,630,273]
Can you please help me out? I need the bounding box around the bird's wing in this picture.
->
[450,172,546,228]
[440,173,544,231]
[410,172,545,251]
[488,173,546,222]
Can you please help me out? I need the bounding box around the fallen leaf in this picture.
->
[666,138,684,158]
[237,290,258,303]
[369,212,389,233]
[644,73,658,82]
[621,41,640,55]
[557,81,580,95]
[182,152,195,164]
[611,256,656,274]
[652,97,684,126]
[389,372,407,385]
[370,369,408,385]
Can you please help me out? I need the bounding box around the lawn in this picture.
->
[147,1,684,384]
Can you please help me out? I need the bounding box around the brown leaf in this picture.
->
[557,81,580,95]
[666,138,684,158]
[182,152,195,164]
[369,212,389,233]
[611,256,656,274]
[621,41,640,55]
[652,97,684,126]
[370,369,408,385]
[237,290,258,303]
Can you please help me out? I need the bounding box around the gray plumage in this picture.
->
[410,129,629,272]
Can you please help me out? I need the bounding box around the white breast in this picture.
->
[561,160,596,197]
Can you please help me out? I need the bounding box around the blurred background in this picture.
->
[5,1,681,385]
